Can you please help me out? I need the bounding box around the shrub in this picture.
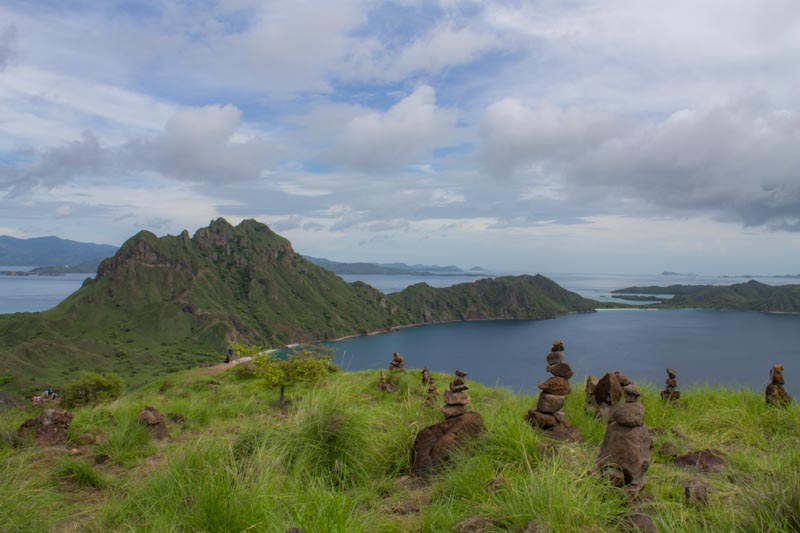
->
[62,372,124,408]
[253,347,337,404]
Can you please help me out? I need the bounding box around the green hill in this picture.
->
[0,219,596,392]
[657,280,800,312]
[0,364,797,531]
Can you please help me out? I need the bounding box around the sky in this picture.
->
[1,0,799,275]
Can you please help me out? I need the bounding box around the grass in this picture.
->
[2,365,800,531]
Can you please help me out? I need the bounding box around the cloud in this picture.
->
[332,85,463,172]
[479,97,800,230]
[0,24,16,70]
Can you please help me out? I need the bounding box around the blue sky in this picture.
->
[1,0,799,274]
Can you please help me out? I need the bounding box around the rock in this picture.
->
[138,406,169,439]
[455,369,468,378]
[18,409,74,446]
[613,402,645,427]
[548,422,582,442]
[526,409,557,429]
[536,393,565,413]
[538,377,571,395]
[766,383,792,407]
[388,501,419,515]
[168,413,186,424]
[69,447,79,456]
[453,517,502,532]
[593,373,622,405]
[770,364,785,385]
[585,376,599,398]
[665,378,677,387]
[441,404,468,418]
[412,411,485,474]
[674,449,726,472]
[487,477,507,491]
[685,479,710,506]
[76,432,95,446]
[615,371,631,386]
[622,512,658,533]
[444,390,471,406]
[659,441,679,459]
[546,351,564,365]
[547,362,574,379]
[597,423,651,487]
[596,403,613,421]
[421,367,432,384]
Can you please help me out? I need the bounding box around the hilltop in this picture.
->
[0,235,117,266]
[0,364,797,531]
[0,219,596,392]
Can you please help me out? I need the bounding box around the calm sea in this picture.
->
[2,268,799,393]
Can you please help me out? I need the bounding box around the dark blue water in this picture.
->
[328,309,800,395]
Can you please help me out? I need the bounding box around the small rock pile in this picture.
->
[596,381,651,496]
[377,370,390,392]
[389,352,405,372]
[412,369,485,474]
[138,406,169,439]
[18,408,73,446]
[587,370,630,420]
[422,367,438,407]
[766,364,792,407]
[526,340,579,441]
[443,370,470,418]
[660,367,681,402]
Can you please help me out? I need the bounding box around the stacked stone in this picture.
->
[766,364,792,407]
[527,340,574,431]
[389,352,405,372]
[596,381,651,495]
[442,370,470,419]
[587,370,630,420]
[422,368,438,407]
[660,368,681,402]
[377,370,390,392]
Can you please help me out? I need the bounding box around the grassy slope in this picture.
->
[0,220,600,393]
[2,366,799,532]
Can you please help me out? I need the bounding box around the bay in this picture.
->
[328,309,800,395]
[0,267,88,314]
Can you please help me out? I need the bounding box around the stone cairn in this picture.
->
[596,381,651,497]
[660,367,681,402]
[377,370,390,392]
[586,370,630,420]
[526,340,579,440]
[443,370,470,418]
[422,367,438,407]
[412,370,485,474]
[389,352,405,372]
[766,364,792,407]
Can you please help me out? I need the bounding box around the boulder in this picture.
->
[18,409,73,446]
[538,377,571,395]
[612,402,645,427]
[536,393,565,413]
[597,423,651,487]
[441,404,468,419]
[138,406,169,439]
[674,449,726,472]
[412,411,485,474]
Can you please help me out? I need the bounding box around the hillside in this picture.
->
[612,285,714,296]
[657,280,800,312]
[0,365,797,531]
[0,219,596,392]
[0,236,117,266]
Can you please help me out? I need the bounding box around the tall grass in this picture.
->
[94,410,154,466]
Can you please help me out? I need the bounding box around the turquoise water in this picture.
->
[328,309,800,395]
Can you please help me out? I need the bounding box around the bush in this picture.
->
[62,372,124,408]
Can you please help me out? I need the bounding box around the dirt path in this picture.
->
[187,357,253,377]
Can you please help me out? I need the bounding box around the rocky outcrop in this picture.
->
[18,409,73,446]
[766,364,792,407]
[138,406,169,439]
[596,382,651,494]
[527,340,580,441]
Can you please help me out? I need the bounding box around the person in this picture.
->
[225,354,231,364]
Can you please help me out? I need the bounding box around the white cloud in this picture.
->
[333,85,463,172]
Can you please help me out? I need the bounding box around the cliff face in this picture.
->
[0,219,597,391]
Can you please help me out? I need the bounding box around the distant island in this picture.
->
[0,235,117,266]
[613,281,800,312]
[304,256,489,276]
[0,257,105,277]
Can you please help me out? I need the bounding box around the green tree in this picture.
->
[253,347,336,404]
